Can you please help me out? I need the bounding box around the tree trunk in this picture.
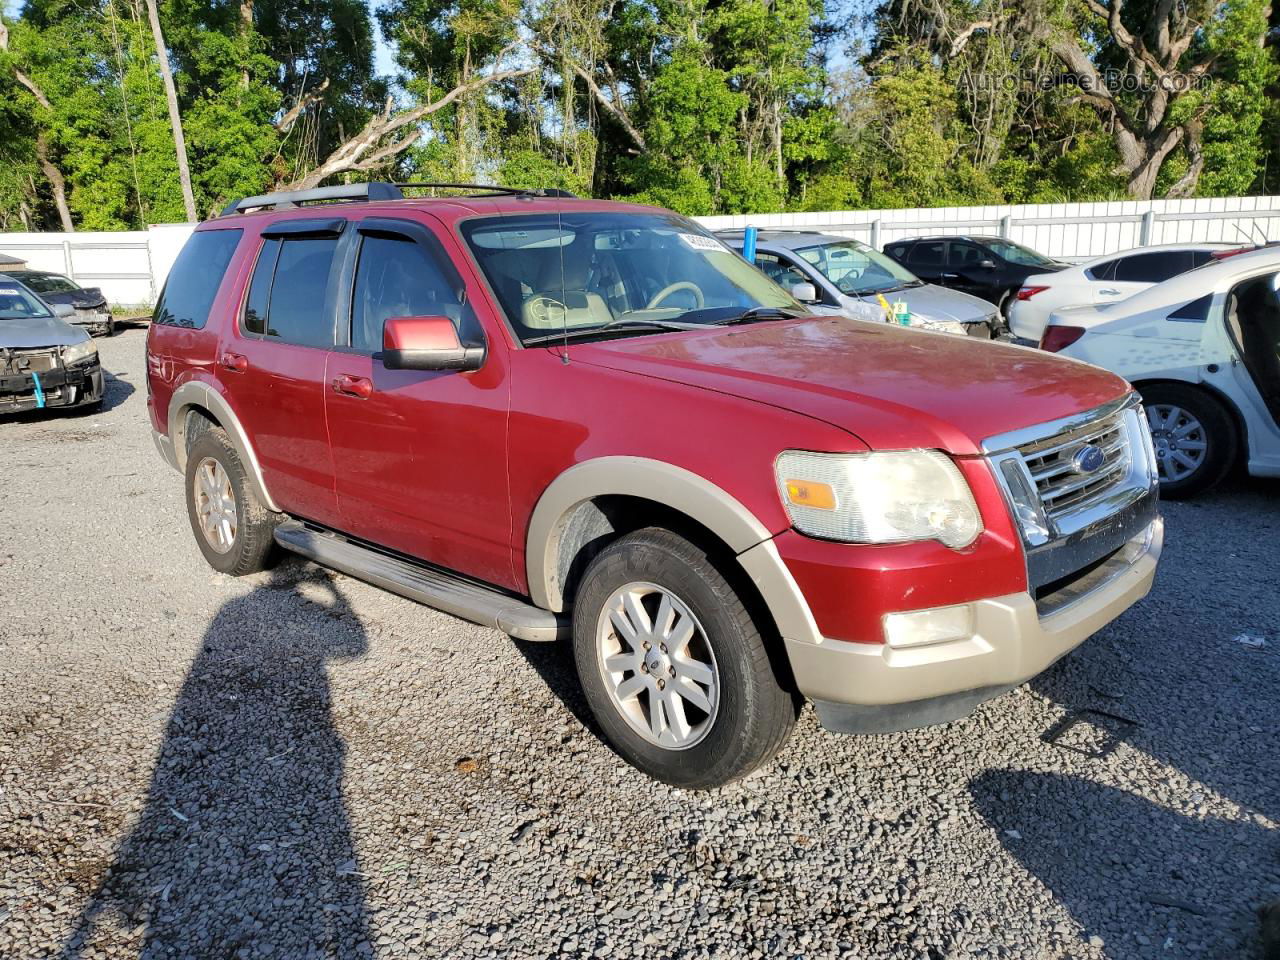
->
[35,134,74,231]
[143,0,198,222]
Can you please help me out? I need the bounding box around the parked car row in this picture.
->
[723,225,1276,500]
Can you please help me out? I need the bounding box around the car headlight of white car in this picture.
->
[62,339,98,365]
[775,450,983,548]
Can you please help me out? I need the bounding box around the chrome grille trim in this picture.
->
[984,394,1161,588]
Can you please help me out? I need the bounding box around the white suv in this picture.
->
[1009,243,1237,342]
[1041,246,1280,496]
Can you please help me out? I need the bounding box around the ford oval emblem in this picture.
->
[1071,443,1106,474]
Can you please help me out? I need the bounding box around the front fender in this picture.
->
[525,456,823,646]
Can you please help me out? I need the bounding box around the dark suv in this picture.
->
[147,183,1162,788]
[883,236,1066,316]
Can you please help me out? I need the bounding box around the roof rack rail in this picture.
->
[394,182,577,199]
[220,182,404,216]
[219,181,578,216]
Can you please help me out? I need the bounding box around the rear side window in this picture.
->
[909,241,946,266]
[241,235,338,348]
[1114,251,1192,284]
[885,243,909,260]
[153,229,242,329]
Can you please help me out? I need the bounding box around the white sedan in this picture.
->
[1040,246,1280,497]
[1008,243,1238,342]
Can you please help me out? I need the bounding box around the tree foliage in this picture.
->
[1,0,1277,229]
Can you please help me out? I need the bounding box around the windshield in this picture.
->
[984,239,1056,267]
[461,212,800,344]
[22,274,78,294]
[794,240,919,296]
[0,283,53,320]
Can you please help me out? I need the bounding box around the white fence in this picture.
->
[0,223,195,308]
[3,195,1279,307]
[699,195,1280,262]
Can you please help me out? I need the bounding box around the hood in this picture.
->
[41,287,106,309]
[851,283,993,325]
[575,317,1130,455]
[0,313,88,349]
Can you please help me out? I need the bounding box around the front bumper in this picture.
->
[0,362,104,412]
[784,516,1162,733]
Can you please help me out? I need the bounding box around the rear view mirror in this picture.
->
[381,315,484,372]
[790,282,819,303]
[50,303,74,319]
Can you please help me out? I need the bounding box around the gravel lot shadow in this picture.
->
[59,565,373,958]
[972,769,1274,958]
[514,638,603,739]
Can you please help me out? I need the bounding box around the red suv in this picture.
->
[147,183,1163,788]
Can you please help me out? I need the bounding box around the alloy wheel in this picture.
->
[192,457,238,553]
[595,582,720,750]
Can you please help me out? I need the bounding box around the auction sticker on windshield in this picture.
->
[680,233,727,253]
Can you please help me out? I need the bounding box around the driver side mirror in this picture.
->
[381,315,484,372]
[979,259,996,270]
[790,282,819,303]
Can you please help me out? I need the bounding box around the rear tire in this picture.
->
[1138,383,1237,499]
[184,428,279,575]
[571,528,797,789]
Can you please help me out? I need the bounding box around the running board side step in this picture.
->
[273,520,566,642]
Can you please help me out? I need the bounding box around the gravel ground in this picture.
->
[1,328,1278,960]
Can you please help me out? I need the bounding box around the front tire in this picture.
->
[184,427,278,575]
[571,528,797,789]
[1139,383,1237,498]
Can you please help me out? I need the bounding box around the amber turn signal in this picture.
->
[784,479,837,510]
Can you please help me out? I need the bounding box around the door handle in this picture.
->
[220,352,248,373]
[941,272,960,281]
[1098,288,1121,296]
[331,374,373,399]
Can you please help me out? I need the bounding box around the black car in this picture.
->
[882,236,1067,318]
[5,270,114,336]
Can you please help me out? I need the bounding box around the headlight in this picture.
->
[775,450,983,548]
[62,339,98,365]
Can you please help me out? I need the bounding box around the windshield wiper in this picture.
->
[713,306,805,326]
[523,319,700,346]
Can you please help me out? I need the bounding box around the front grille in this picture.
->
[1,348,59,374]
[1015,409,1129,520]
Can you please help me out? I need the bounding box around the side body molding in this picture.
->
[525,457,824,646]
[166,381,280,513]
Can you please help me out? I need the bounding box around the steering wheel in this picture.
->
[646,281,704,310]
[526,295,568,327]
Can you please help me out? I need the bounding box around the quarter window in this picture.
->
[1168,294,1213,322]
[241,235,338,348]
[154,229,242,329]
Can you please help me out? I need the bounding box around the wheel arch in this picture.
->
[525,457,823,647]
[167,380,279,512]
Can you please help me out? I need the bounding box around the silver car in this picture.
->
[719,229,1000,337]
[0,278,103,414]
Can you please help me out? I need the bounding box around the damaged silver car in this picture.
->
[0,279,104,414]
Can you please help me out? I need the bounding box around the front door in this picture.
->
[224,228,342,527]
[323,215,515,591]
[1225,271,1280,427]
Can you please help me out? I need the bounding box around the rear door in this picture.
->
[945,241,1000,300]
[323,215,515,590]
[223,220,343,527]
[903,239,947,284]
